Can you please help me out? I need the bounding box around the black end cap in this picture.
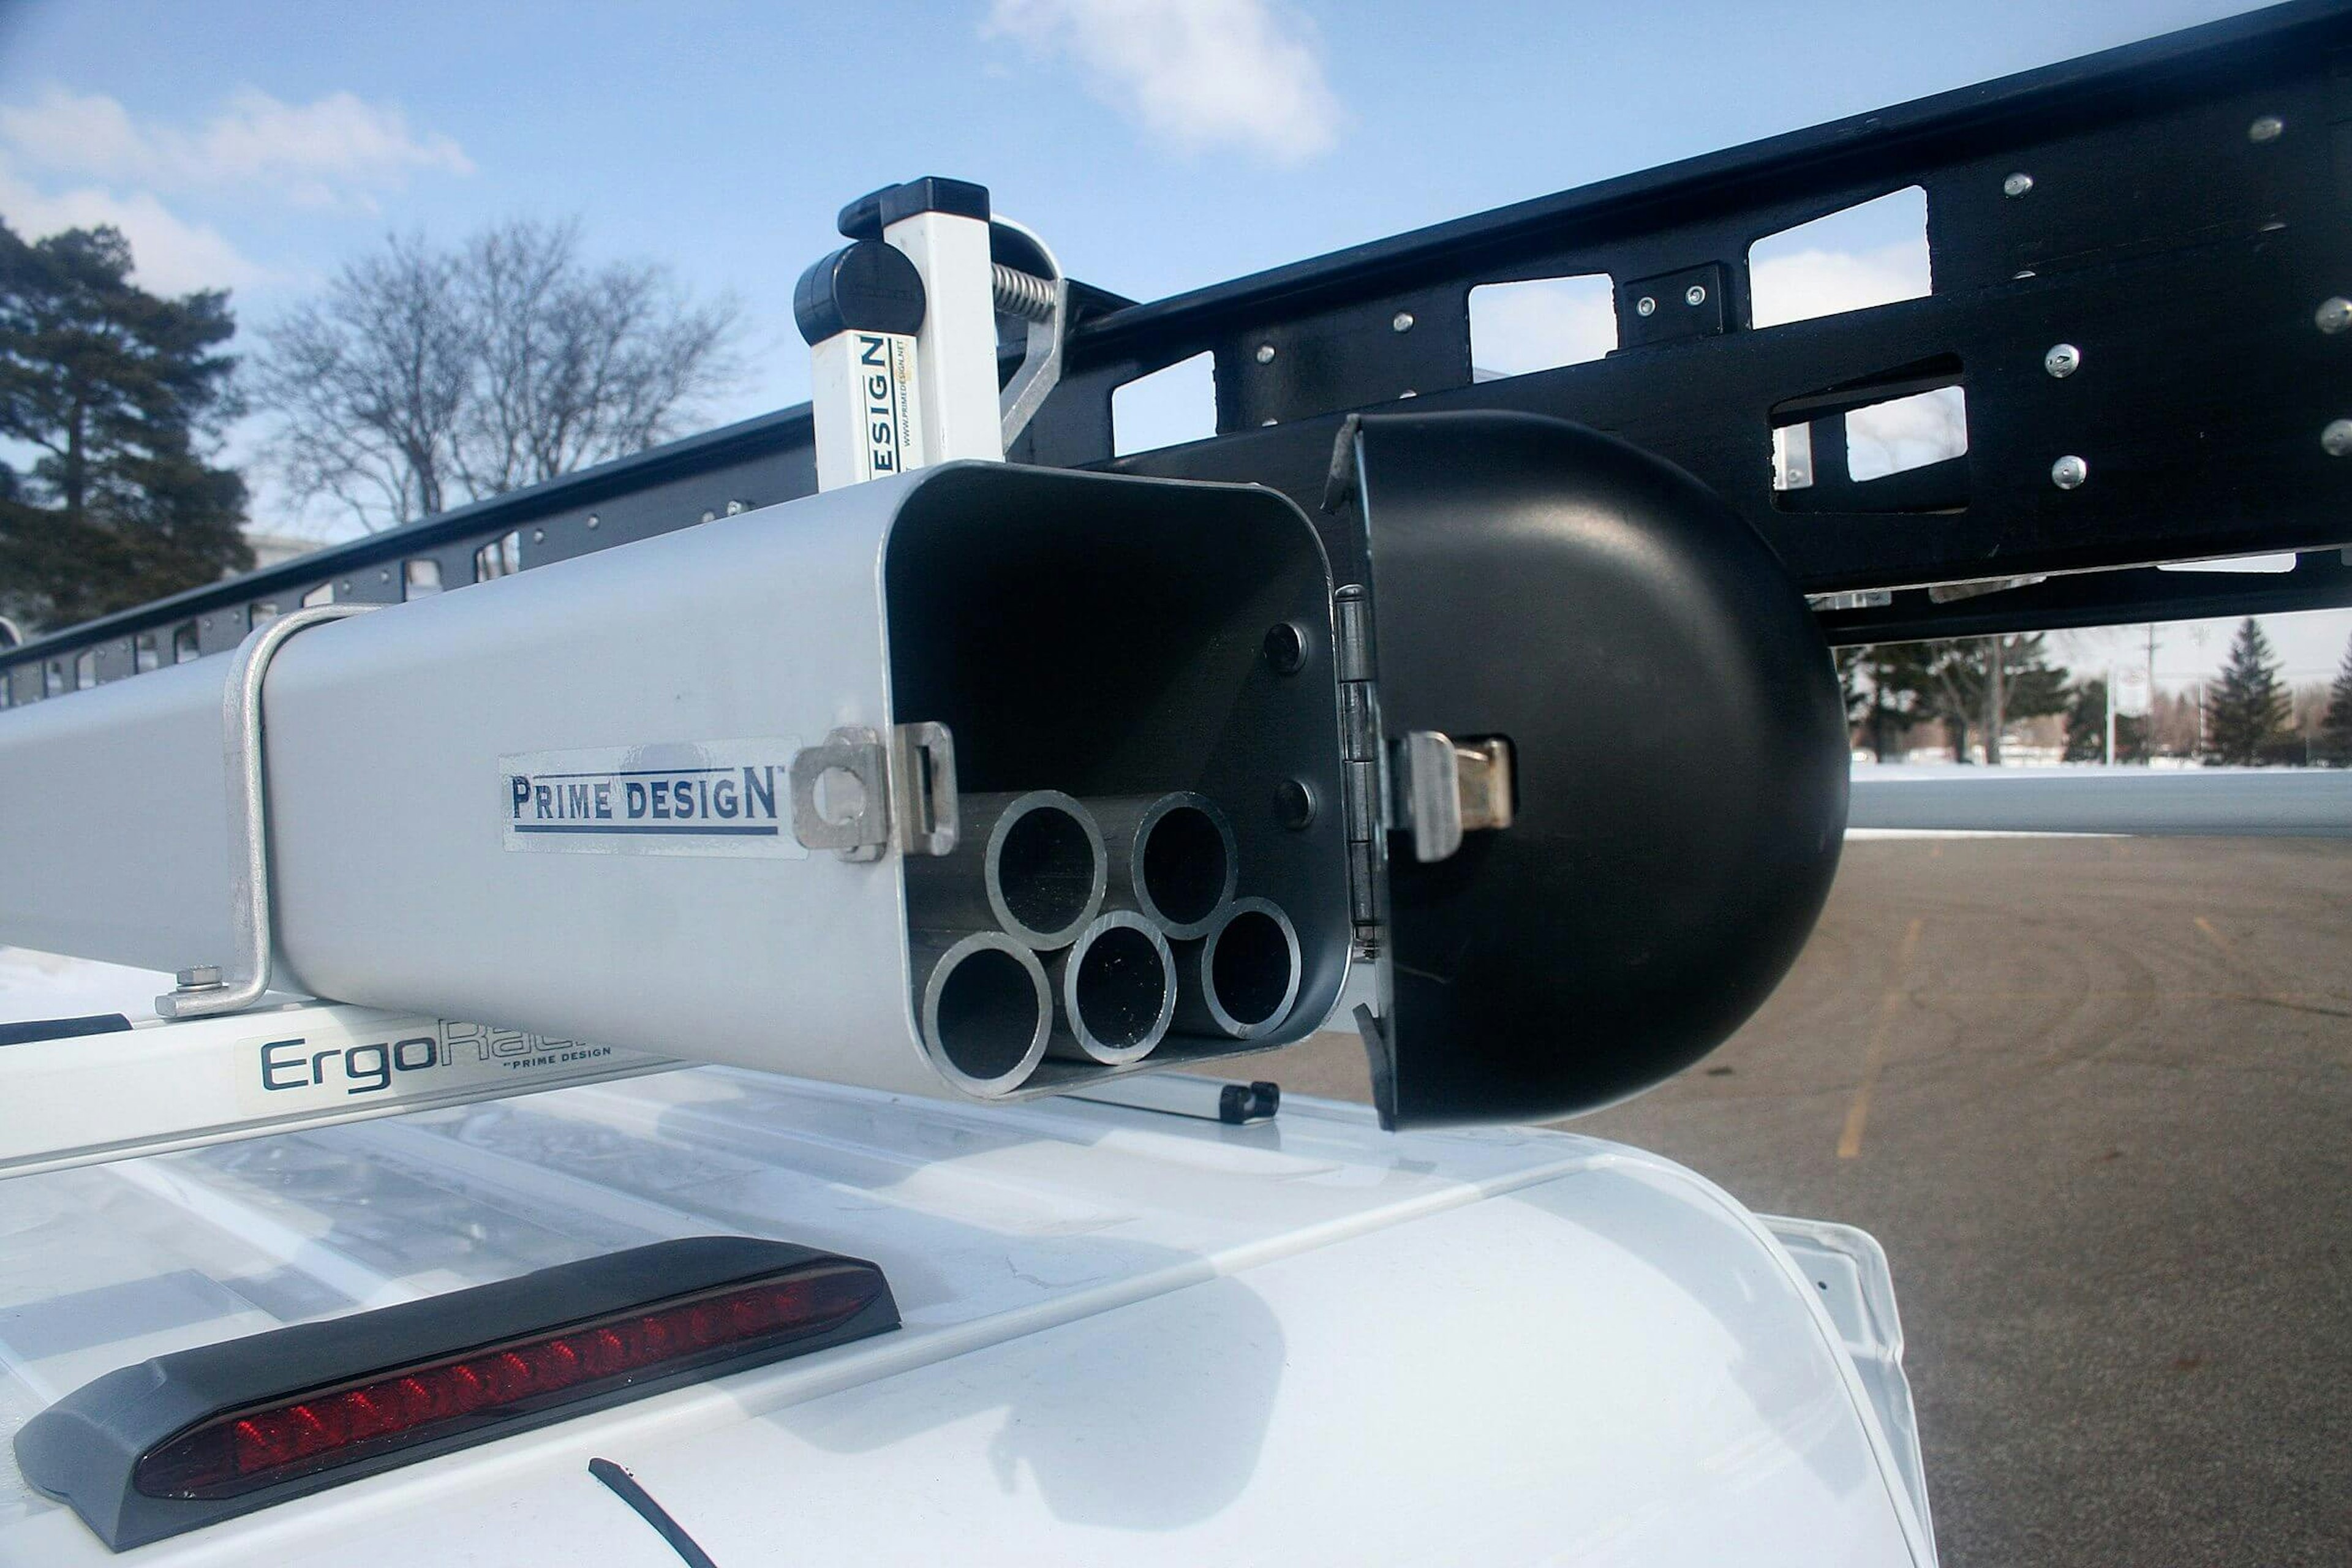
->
[793,241,928,346]
[837,176,990,239]
[0,1012,131,1047]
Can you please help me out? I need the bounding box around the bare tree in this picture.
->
[252,220,741,532]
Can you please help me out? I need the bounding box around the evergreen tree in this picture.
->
[1852,643,1934,761]
[2061,678,2147,763]
[2202,617,2291,766]
[2320,631,2352,767]
[0,221,249,633]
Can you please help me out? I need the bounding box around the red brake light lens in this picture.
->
[135,1262,884,1500]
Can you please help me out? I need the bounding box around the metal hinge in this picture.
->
[788,722,959,862]
[1332,584,1384,957]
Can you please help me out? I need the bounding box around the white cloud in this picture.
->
[0,153,267,292]
[986,0,1343,164]
[0,86,472,211]
[1749,238,1931,330]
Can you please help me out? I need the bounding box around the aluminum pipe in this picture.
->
[1172,897,1302,1041]
[903,790,1106,949]
[1089,792,1239,941]
[1044,911,1177,1065]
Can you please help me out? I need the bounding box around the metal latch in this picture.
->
[1392,731,1516,862]
[789,722,958,861]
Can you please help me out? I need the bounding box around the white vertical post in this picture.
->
[884,209,1005,464]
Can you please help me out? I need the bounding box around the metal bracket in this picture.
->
[1392,731,1517,863]
[157,605,379,1020]
[790,723,960,862]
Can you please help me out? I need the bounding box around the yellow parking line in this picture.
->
[1839,916,1923,1159]
[2194,916,2232,954]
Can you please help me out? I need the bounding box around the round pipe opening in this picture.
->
[1136,796,1236,938]
[1204,899,1300,1038]
[922,934,1050,1093]
[1055,913,1175,1065]
[986,793,1106,948]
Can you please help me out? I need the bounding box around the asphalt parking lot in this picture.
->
[1270,834,2352,1568]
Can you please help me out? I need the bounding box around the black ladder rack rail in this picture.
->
[7,0,2351,705]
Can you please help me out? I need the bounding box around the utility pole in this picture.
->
[2105,662,2116,765]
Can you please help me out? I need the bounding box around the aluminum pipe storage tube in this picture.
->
[1172,897,1302,1041]
[1044,911,1177,1065]
[1089,793,1238,941]
[910,932,1053,1095]
[902,791,1106,950]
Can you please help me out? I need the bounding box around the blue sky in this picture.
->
[0,0,2343,687]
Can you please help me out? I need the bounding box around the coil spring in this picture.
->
[991,263,1057,323]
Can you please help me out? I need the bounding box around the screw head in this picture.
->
[1684,284,1707,307]
[2323,420,2352,458]
[1635,295,1657,317]
[2316,297,2352,334]
[531,528,545,542]
[2003,172,2034,198]
[2044,342,2081,378]
[174,965,224,991]
[1391,311,1415,333]
[1254,343,1276,364]
[2051,454,2089,489]
[2248,115,2284,144]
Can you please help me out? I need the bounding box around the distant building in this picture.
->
[243,533,319,573]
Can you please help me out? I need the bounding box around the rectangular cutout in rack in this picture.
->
[1468,275,1617,380]
[1749,187,1931,330]
[1113,352,1217,456]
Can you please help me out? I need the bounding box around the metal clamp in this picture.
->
[157,605,378,1019]
[1392,730,1516,862]
[790,723,960,862]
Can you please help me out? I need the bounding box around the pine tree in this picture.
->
[2320,631,2352,767]
[0,221,250,633]
[2203,617,2291,766]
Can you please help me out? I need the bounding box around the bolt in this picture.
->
[1398,388,1417,399]
[1263,622,1307,674]
[2051,454,2089,489]
[2044,342,2081,378]
[1255,343,1276,364]
[1635,295,1657,317]
[378,568,391,582]
[2323,420,2352,458]
[532,528,545,542]
[2248,115,2284,144]
[1275,778,1317,831]
[1685,284,1708,307]
[174,965,224,992]
[586,513,601,529]
[2316,297,2352,334]
[726,499,747,515]
[2003,172,2034,198]
[1392,311,1415,333]
[1261,418,1278,427]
